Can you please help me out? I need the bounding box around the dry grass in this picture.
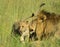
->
[0,0,60,47]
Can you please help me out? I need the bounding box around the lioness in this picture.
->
[29,19,37,41]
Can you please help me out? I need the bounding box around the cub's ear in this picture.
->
[25,21,29,24]
[26,21,29,23]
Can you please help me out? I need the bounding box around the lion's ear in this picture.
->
[40,15,46,22]
[40,15,46,21]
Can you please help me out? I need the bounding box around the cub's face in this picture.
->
[19,21,29,42]
[19,21,29,33]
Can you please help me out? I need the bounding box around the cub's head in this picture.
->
[19,21,29,42]
[19,21,29,33]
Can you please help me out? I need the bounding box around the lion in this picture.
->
[35,10,60,40]
[11,20,30,43]
[19,13,38,42]
[19,21,30,43]
[11,19,37,43]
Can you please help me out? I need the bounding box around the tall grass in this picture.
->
[0,0,60,47]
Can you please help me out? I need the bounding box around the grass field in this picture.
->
[0,0,60,47]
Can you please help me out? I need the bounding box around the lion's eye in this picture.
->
[41,17,44,20]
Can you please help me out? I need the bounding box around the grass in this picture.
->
[0,0,60,47]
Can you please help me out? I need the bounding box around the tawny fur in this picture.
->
[35,10,60,40]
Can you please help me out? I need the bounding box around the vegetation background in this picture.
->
[0,0,60,47]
